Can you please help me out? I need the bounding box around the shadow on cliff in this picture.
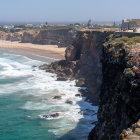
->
[58,92,98,140]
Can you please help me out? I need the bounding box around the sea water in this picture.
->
[0,52,98,140]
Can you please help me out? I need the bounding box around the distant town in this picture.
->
[0,20,120,32]
[0,19,140,33]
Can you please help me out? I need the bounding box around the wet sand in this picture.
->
[0,40,66,63]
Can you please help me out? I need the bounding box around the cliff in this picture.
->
[0,28,76,48]
[89,36,140,140]
[22,28,76,47]
[70,31,112,105]
[0,31,23,41]
[21,30,40,43]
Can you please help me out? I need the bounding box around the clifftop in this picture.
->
[80,28,119,32]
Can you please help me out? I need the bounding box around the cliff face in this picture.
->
[89,39,140,140]
[21,30,40,43]
[0,28,76,48]
[34,28,76,47]
[0,31,23,41]
[71,31,112,105]
[21,28,76,47]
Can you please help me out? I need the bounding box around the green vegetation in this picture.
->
[108,34,140,46]
[0,27,9,32]
[14,25,26,28]
[74,23,81,26]
[92,24,120,29]
[44,25,73,30]
[107,33,121,40]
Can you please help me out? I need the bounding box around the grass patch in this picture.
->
[111,36,140,47]
[107,34,121,40]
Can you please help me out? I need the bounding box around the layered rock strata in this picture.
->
[0,28,76,48]
[0,31,23,41]
[21,28,76,47]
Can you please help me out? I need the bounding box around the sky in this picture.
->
[0,0,140,23]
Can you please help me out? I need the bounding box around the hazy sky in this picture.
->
[0,0,140,23]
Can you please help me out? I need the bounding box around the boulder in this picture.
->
[65,100,73,105]
[42,113,59,119]
[32,65,37,68]
[75,94,81,97]
[76,78,85,87]
[57,77,67,81]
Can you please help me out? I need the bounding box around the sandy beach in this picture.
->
[0,40,66,63]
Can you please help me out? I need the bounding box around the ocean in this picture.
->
[0,52,98,140]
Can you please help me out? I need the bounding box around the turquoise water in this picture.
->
[0,52,98,140]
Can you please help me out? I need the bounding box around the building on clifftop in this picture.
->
[121,19,140,32]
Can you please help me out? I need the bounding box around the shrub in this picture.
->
[110,36,140,46]
[112,40,124,47]
[120,37,129,42]
[108,34,114,39]
[132,36,140,43]
[127,40,135,45]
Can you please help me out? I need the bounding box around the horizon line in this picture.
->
[0,20,122,25]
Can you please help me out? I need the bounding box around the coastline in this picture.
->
[0,41,98,140]
[0,40,66,63]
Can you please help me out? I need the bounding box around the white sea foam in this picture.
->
[0,52,98,139]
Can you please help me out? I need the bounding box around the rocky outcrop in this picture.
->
[39,60,76,81]
[89,39,140,140]
[65,45,77,61]
[120,120,140,140]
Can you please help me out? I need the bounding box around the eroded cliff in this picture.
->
[70,31,112,105]
[0,28,76,48]
[21,28,76,47]
[0,31,23,41]
[89,36,140,140]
